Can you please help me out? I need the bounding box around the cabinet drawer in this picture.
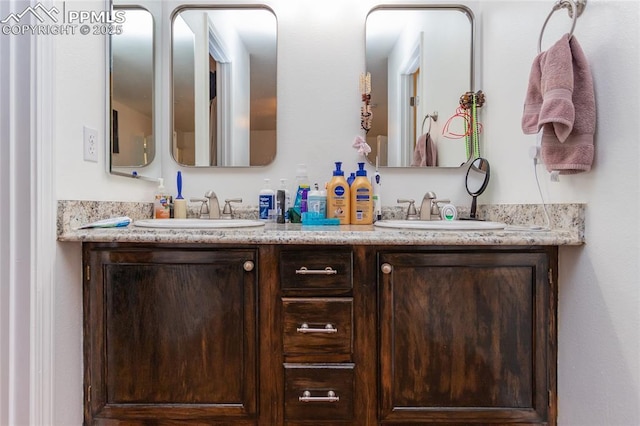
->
[283,298,352,357]
[284,363,354,422]
[280,249,352,292]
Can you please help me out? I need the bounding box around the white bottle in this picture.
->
[259,178,275,221]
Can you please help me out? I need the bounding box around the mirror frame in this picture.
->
[364,5,477,169]
[169,5,278,168]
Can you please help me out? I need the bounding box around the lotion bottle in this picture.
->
[326,162,350,224]
[350,162,373,225]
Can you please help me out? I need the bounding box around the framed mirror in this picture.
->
[365,6,475,168]
[109,7,155,170]
[171,6,277,167]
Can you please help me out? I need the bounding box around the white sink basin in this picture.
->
[374,219,506,231]
[134,218,265,229]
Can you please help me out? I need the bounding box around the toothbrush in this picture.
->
[372,156,382,221]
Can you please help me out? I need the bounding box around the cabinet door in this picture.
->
[379,250,555,424]
[84,244,258,424]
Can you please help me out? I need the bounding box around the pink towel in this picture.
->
[522,34,595,174]
[411,133,437,167]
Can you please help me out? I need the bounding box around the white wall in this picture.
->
[53,0,639,425]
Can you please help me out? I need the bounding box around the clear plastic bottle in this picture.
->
[307,183,327,218]
[153,178,171,219]
[326,162,350,224]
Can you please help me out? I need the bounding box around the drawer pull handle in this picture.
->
[296,323,338,334]
[299,390,340,403]
[243,261,254,272]
[295,266,337,275]
[381,263,392,274]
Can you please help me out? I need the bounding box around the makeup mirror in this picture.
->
[464,157,490,219]
[365,6,475,168]
[171,7,277,167]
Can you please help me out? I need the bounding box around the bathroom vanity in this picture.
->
[61,201,583,425]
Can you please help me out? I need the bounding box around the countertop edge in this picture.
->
[57,201,585,246]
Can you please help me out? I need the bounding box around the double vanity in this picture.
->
[59,200,584,425]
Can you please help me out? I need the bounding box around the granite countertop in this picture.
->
[57,201,585,246]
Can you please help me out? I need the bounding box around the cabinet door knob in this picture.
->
[243,261,254,271]
[295,266,338,275]
[299,390,340,403]
[381,263,392,274]
[296,322,338,334]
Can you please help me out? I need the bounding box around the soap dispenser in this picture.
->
[153,178,171,219]
[326,162,350,224]
[350,162,373,225]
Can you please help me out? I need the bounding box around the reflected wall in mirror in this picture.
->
[110,7,155,168]
[172,7,277,167]
[365,6,475,168]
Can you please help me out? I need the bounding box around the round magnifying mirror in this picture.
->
[465,157,490,219]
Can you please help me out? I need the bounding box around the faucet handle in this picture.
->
[432,199,450,215]
[190,197,209,219]
[222,198,243,219]
[397,199,419,220]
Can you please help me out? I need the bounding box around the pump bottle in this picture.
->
[153,178,171,219]
[350,162,373,225]
[326,162,350,224]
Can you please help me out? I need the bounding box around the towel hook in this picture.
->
[538,0,587,54]
[421,112,438,134]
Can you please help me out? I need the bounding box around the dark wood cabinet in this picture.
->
[83,243,258,425]
[378,247,557,425]
[83,243,556,425]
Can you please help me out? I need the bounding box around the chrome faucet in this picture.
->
[191,192,243,219]
[420,192,437,220]
[420,192,450,220]
[204,190,221,219]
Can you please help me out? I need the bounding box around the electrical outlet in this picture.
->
[83,126,98,162]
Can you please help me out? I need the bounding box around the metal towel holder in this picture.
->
[421,112,438,134]
[538,0,587,54]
